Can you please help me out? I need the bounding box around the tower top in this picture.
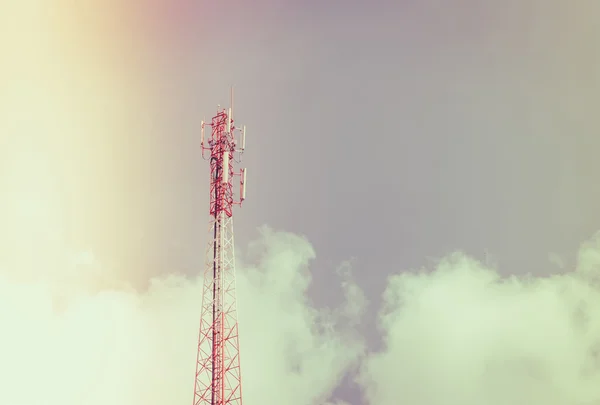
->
[199,94,247,217]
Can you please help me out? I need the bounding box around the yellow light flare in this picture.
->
[1,138,65,254]
[0,0,157,288]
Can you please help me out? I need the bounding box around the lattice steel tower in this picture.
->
[193,92,247,405]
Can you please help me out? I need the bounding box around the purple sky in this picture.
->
[100,2,599,400]
[130,1,600,306]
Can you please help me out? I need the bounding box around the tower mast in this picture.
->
[194,92,247,405]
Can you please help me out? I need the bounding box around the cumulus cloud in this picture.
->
[359,234,600,405]
[0,227,364,405]
[238,228,366,405]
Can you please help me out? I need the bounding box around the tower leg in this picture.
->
[193,214,242,405]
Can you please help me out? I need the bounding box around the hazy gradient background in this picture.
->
[2,1,600,404]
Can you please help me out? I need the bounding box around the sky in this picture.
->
[1,0,600,404]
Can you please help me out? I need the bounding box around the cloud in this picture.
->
[0,227,364,405]
[238,228,366,405]
[359,234,600,405]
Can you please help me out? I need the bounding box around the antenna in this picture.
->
[241,126,246,150]
[226,108,232,133]
[241,168,246,201]
[200,120,205,146]
[222,150,230,184]
[230,86,234,123]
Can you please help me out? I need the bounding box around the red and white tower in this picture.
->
[193,93,247,405]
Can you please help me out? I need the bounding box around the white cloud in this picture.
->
[238,227,365,405]
[359,237,600,405]
[0,227,365,405]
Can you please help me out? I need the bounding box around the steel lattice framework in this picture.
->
[193,98,247,405]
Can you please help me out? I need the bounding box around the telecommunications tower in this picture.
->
[193,91,247,405]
